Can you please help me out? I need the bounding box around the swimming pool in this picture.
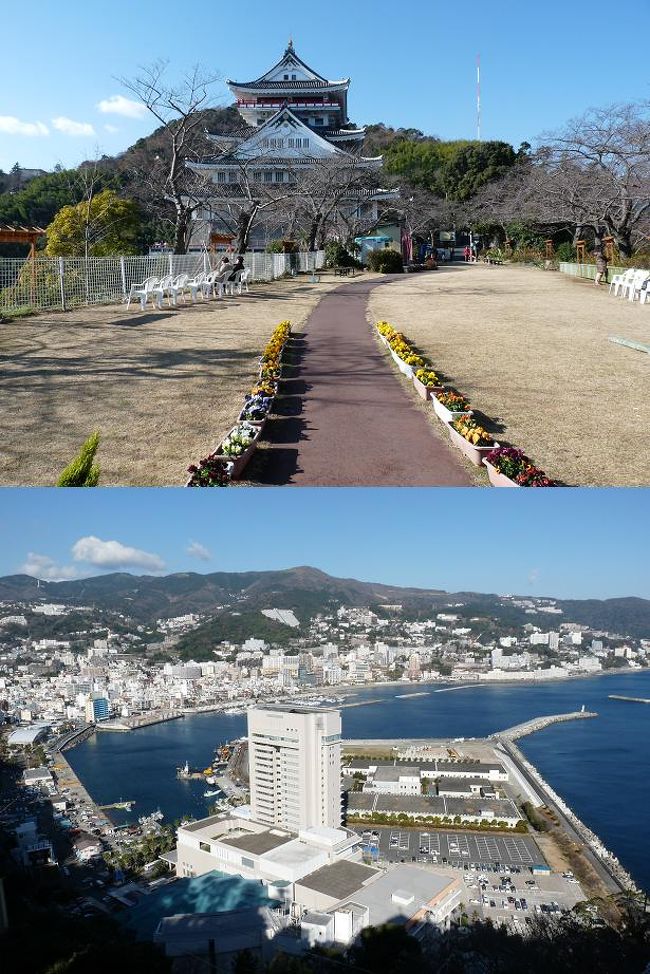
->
[123,870,273,940]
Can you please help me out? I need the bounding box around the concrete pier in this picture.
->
[493,710,598,741]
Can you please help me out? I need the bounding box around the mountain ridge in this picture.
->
[0,569,647,637]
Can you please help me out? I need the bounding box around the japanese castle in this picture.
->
[190,41,394,249]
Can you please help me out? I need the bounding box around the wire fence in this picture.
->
[0,250,325,315]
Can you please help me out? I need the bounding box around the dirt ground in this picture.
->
[368,264,650,486]
[0,276,348,486]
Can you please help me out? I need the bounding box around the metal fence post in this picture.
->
[58,257,66,311]
[120,256,127,300]
[169,253,174,277]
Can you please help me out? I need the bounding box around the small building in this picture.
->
[366,766,421,796]
[23,766,55,793]
[7,724,50,747]
[531,863,552,876]
[74,834,103,861]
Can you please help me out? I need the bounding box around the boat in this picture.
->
[204,789,221,798]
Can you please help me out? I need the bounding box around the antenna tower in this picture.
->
[476,54,481,141]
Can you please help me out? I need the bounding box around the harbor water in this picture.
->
[66,670,650,891]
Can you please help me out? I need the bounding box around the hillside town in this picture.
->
[1,591,647,732]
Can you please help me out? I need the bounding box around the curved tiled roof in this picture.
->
[229,79,348,90]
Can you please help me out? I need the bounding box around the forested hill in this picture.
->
[0,108,523,249]
[0,568,648,638]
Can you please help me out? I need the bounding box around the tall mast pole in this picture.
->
[476,54,481,141]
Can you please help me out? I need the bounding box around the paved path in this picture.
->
[249,277,472,486]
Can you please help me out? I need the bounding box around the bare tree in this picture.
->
[196,145,296,253]
[286,155,383,251]
[119,60,220,253]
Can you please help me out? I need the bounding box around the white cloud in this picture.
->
[52,116,95,136]
[71,536,165,571]
[187,540,211,562]
[19,553,79,582]
[104,123,119,134]
[97,95,147,119]
[528,568,540,585]
[0,115,49,136]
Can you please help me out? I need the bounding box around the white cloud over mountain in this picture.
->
[20,536,165,581]
[52,116,95,136]
[97,95,147,119]
[187,541,211,562]
[20,553,79,582]
[0,115,49,136]
[71,536,165,571]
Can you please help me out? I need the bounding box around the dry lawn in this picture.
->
[0,276,346,486]
[368,263,650,486]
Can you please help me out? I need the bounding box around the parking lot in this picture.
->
[362,827,541,869]
[358,827,583,929]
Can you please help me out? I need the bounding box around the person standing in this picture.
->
[594,249,608,286]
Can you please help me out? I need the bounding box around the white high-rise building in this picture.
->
[248,704,342,832]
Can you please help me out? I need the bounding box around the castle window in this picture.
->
[228,171,237,182]
[264,171,273,183]
[216,172,226,183]
[275,171,284,182]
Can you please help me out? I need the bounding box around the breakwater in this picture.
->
[95,711,183,732]
[500,737,637,894]
[609,695,650,705]
[494,710,597,741]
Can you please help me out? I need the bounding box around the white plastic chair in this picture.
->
[627,270,650,302]
[168,273,189,304]
[609,268,635,297]
[209,267,233,299]
[151,274,175,308]
[126,276,159,310]
[185,271,206,302]
[225,270,244,296]
[238,267,252,294]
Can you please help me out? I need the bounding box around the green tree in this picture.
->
[385,138,518,201]
[45,189,141,257]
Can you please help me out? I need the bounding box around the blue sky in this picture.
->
[0,488,646,601]
[1,0,647,172]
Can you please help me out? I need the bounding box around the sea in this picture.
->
[67,670,650,892]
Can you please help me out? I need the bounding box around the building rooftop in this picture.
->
[374,766,420,782]
[297,860,378,899]
[222,829,294,857]
[340,865,459,928]
[253,703,338,716]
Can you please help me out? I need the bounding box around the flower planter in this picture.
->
[215,425,262,479]
[482,459,519,487]
[447,425,499,466]
[238,407,269,432]
[412,375,444,401]
[433,397,473,424]
[390,349,414,378]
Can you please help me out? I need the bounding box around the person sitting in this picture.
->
[228,255,245,282]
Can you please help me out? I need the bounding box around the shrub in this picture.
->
[56,432,100,486]
[324,241,361,268]
[554,242,575,263]
[367,249,403,273]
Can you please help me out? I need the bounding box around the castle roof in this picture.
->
[227,41,349,90]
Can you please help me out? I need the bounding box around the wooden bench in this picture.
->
[332,266,354,277]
